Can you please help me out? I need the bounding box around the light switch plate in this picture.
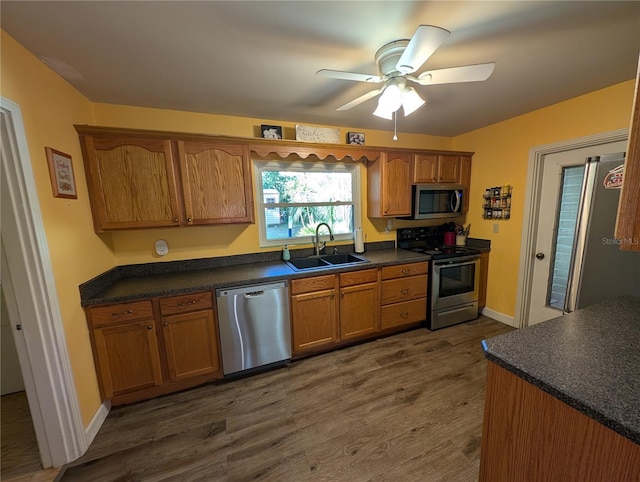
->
[155,239,168,256]
[493,223,500,233]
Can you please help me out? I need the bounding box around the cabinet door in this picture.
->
[413,154,439,183]
[291,289,338,353]
[438,155,460,183]
[177,140,254,224]
[161,310,220,382]
[93,320,164,399]
[380,151,413,216]
[340,282,379,339]
[459,155,472,213]
[80,135,181,231]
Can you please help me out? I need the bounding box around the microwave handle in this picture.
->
[452,190,461,213]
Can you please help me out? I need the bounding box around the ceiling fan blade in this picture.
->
[336,88,383,111]
[396,25,450,75]
[316,69,382,83]
[414,63,496,85]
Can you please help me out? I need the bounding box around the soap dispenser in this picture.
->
[282,244,291,261]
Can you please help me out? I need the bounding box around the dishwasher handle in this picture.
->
[244,291,264,298]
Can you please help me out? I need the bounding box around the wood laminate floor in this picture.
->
[56,317,512,481]
[1,391,60,482]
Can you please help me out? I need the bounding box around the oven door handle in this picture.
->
[434,255,480,267]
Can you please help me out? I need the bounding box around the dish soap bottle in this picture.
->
[282,244,290,261]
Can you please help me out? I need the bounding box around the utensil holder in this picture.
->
[456,235,467,246]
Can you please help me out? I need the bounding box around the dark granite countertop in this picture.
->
[80,245,430,307]
[482,296,640,445]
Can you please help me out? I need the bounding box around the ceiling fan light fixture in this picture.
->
[373,104,394,120]
[377,84,402,112]
[401,87,425,116]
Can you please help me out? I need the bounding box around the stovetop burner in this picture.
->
[398,227,480,259]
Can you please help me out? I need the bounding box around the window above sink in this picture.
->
[253,160,362,248]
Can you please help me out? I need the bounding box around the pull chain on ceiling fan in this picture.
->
[316,25,496,121]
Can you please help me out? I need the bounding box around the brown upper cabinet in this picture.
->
[176,140,253,225]
[78,134,182,231]
[413,154,467,184]
[367,151,413,217]
[76,127,254,231]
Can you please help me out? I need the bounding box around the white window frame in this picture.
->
[253,159,362,248]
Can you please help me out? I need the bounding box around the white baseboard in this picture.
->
[480,307,517,328]
[84,401,110,447]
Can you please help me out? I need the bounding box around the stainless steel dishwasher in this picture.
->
[216,281,291,376]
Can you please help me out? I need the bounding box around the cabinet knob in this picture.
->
[400,312,409,319]
[187,217,193,223]
[173,217,179,223]
[163,322,169,327]
[535,252,545,260]
[147,325,153,330]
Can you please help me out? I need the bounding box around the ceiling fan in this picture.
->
[316,25,495,120]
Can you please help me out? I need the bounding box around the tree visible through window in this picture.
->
[254,160,361,246]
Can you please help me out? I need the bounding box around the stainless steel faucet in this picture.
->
[314,223,334,256]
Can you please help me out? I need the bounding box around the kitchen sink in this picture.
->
[318,253,366,265]
[285,253,368,271]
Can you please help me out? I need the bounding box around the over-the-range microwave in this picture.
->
[400,183,465,220]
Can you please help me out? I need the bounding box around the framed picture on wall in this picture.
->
[45,147,77,199]
[347,132,365,145]
[261,124,283,139]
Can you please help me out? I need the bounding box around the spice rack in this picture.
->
[483,185,512,219]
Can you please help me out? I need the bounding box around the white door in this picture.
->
[1,253,26,395]
[527,140,627,325]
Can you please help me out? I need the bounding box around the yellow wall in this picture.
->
[1,31,112,425]
[92,103,453,265]
[453,80,635,318]
[2,24,635,433]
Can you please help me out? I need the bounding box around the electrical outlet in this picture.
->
[493,223,500,233]
[385,219,393,233]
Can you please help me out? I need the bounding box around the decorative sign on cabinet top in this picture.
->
[295,125,340,144]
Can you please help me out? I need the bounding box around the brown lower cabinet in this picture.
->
[86,292,222,405]
[380,262,428,330]
[291,262,427,356]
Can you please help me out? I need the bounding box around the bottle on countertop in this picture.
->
[282,244,290,261]
[354,227,365,254]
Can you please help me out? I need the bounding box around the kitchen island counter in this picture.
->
[482,296,640,444]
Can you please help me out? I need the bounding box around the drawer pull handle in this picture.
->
[178,300,198,306]
[400,289,410,295]
[400,312,409,319]
[401,269,411,274]
[112,310,133,317]
[147,325,153,330]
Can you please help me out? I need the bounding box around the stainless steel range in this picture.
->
[397,227,481,330]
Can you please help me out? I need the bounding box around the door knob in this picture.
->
[535,252,545,260]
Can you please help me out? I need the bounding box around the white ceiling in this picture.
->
[2,1,639,137]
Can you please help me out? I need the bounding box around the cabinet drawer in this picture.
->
[381,298,427,330]
[89,300,154,327]
[291,274,336,295]
[381,262,428,280]
[381,275,428,304]
[339,268,378,287]
[159,291,213,315]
